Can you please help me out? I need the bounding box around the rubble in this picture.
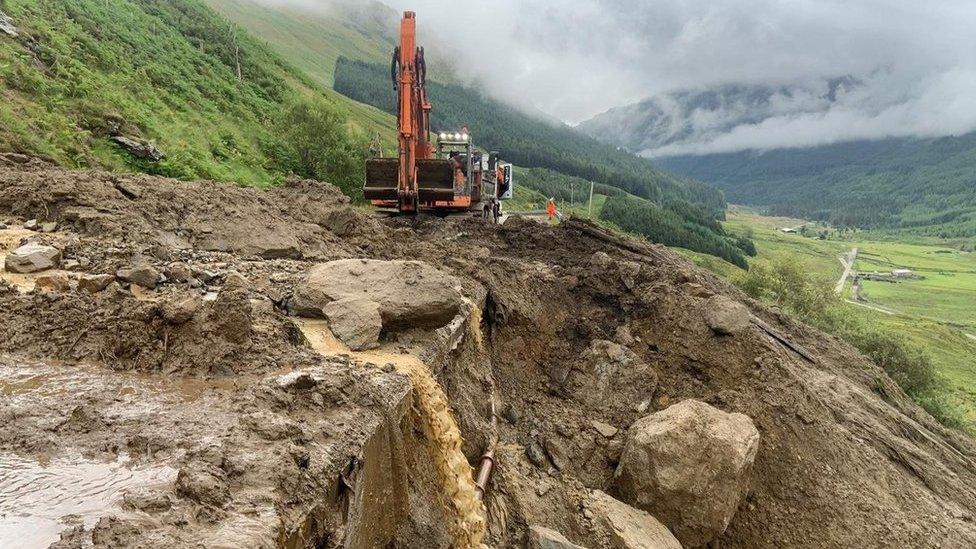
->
[0,160,975,548]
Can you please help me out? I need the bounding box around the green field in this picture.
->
[719,207,976,428]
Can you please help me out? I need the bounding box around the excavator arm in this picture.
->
[363,11,475,213]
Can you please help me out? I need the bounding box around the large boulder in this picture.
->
[702,295,751,335]
[588,490,681,549]
[111,136,165,161]
[615,399,759,547]
[324,297,382,350]
[4,243,61,273]
[292,259,461,330]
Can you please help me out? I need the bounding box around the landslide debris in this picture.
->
[1,156,976,548]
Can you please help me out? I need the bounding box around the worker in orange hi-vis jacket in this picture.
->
[546,198,557,223]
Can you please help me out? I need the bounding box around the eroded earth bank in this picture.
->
[1,154,976,548]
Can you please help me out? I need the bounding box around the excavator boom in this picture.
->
[363,11,474,213]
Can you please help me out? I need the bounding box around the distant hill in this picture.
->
[577,79,860,157]
[656,134,976,237]
[578,82,976,237]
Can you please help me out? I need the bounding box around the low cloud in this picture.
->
[252,0,976,151]
[386,0,976,151]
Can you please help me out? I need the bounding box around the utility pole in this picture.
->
[587,180,595,219]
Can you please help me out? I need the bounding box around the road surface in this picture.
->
[835,247,858,295]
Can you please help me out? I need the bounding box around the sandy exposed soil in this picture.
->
[1,155,976,548]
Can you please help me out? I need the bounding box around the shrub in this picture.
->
[274,96,366,198]
[733,255,836,322]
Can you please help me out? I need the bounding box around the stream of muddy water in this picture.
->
[295,318,488,548]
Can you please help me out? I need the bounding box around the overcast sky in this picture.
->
[255,0,976,152]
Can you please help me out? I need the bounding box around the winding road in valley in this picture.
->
[836,247,859,295]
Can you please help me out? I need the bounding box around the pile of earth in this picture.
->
[1,155,975,548]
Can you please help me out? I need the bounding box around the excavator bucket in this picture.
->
[416,158,455,201]
[363,158,399,201]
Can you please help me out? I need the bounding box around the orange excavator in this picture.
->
[364,11,511,214]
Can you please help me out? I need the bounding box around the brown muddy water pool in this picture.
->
[0,452,175,548]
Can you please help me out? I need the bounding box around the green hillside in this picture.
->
[656,133,976,238]
[205,0,395,87]
[0,0,375,189]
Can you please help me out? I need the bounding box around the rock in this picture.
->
[192,268,219,283]
[161,294,202,325]
[4,243,61,273]
[35,273,70,292]
[588,490,681,549]
[61,259,81,271]
[116,265,160,289]
[526,442,548,468]
[292,259,461,330]
[324,297,382,351]
[503,403,520,425]
[702,295,751,336]
[0,11,18,37]
[592,420,619,438]
[175,466,229,507]
[111,136,165,161]
[590,251,612,268]
[615,399,760,547]
[544,437,571,471]
[40,221,58,233]
[23,218,38,230]
[211,288,252,344]
[527,526,586,549]
[77,274,114,293]
[223,270,249,288]
[567,339,656,406]
[613,324,635,346]
[165,262,192,283]
[122,488,172,513]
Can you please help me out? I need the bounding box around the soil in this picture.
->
[2,155,976,548]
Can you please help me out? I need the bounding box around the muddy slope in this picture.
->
[1,156,975,548]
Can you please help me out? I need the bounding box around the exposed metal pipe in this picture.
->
[474,398,499,501]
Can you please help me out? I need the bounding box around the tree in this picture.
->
[276,96,365,197]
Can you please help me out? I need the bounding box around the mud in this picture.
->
[2,157,976,548]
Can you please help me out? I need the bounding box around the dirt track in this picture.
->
[2,155,976,548]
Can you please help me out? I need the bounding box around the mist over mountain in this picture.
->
[577,77,863,157]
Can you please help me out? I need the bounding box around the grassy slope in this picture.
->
[203,0,398,151]
[0,0,395,185]
[722,207,976,427]
[1,0,276,183]
[205,0,393,87]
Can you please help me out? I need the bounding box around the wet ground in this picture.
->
[0,452,175,547]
